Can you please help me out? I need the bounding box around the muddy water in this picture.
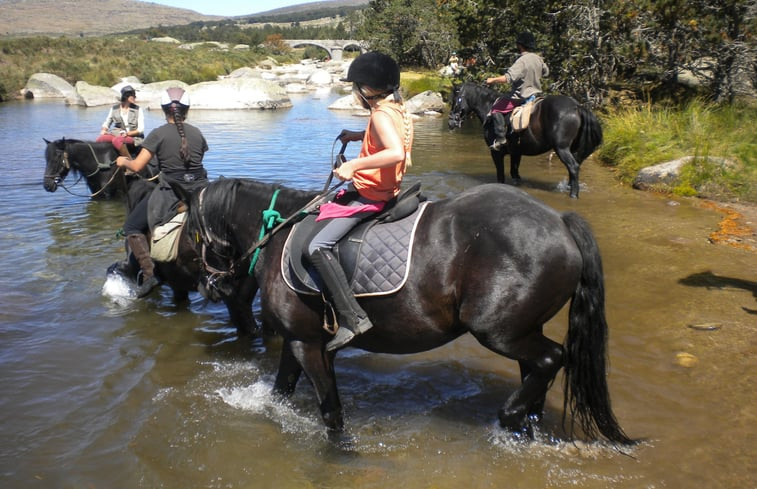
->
[1,95,754,488]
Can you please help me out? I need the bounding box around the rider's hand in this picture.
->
[115,156,129,168]
[333,160,356,181]
[337,129,365,143]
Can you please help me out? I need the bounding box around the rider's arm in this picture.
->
[334,111,404,180]
[486,74,510,85]
[115,147,153,172]
[100,108,114,135]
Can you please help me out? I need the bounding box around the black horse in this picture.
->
[177,177,634,445]
[43,138,155,199]
[105,178,259,335]
[448,82,603,198]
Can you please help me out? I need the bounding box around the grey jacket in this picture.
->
[505,52,549,100]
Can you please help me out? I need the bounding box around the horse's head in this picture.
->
[43,138,70,192]
[448,84,471,130]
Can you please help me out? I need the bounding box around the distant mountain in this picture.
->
[0,0,370,37]
[250,0,368,18]
[0,0,220,37]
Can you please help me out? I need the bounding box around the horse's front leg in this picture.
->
[284,339,344,432]
[555,147,581,198]
[224,276,260,336]
[273,339,303,397]
[490,150,507,183]
[509,152,523,186]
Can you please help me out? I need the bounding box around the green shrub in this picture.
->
[599,101,757,202]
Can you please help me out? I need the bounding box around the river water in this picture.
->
[1,91,754,488]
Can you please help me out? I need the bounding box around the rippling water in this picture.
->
[1,92,754,488]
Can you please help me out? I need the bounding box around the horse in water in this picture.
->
[448,82,603,198]
[105,179,260,336]
[43,138,156,199]
[176,177,634,445]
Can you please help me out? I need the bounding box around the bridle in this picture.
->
[44,141,135,198]
[448,85,469,129]
[193,139,350,297]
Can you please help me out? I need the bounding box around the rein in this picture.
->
[196,138,349,286]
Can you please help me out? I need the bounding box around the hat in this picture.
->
[516,32,536,50]
[341,52,400,92]
[120,85,136,96]
[160,87,190,108]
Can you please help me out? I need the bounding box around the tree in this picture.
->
[358,0,459,67]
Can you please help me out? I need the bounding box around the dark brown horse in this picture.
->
[178,177,634,445]
[448,82,603,198]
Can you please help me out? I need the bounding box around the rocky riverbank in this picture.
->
[20,57,446,116]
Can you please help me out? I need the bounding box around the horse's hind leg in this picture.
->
[497,333,564,438]
[555,147,581,198]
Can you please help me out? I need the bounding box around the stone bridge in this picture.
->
[283,39,366,61]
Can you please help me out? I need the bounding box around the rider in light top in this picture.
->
[97,85,145,158]
[485,32,549,150]
[303,51,414,351]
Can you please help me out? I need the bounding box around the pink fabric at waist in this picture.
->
[490,98,522,114]
[316,200,386,221]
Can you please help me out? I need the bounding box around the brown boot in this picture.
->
[126,234,159,297]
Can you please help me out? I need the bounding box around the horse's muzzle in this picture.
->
[448,115,462,130]
[43,176,60,192]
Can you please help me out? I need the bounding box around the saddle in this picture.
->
[510,97,542,131]
[282,183,428,296]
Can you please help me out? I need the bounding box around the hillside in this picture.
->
[0,0,220,37]
[0,0,369,37]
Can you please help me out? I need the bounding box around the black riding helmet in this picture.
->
[516,31,537,50]
[341,52,400,92]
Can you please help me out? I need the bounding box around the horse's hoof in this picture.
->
[327,430,358,452]
[512,178,522,186]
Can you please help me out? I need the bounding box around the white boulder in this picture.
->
[405,90,445,114]
[67,81,118,107]
[23,73,76,99]
[188,78,291,110]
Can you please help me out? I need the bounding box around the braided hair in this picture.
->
[169,103,190,164]
[160,87,191,165]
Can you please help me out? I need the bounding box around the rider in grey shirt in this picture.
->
[485,32,549,150]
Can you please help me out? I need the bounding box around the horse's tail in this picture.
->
[561,212,635,446]
[572,106,603,163]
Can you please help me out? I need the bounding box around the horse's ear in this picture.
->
[43,138,50,144]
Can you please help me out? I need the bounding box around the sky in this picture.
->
[146,0,323,17]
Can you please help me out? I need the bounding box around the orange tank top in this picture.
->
[352,102,413,202]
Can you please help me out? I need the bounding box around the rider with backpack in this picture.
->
[115,87,209,298]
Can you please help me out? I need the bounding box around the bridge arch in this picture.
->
[283,39,366,61]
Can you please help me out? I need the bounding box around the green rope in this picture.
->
[249,189,284,275]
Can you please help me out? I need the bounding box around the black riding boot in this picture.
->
[489,112,508,150]
[127,234,159,298]
[308,248,373,351]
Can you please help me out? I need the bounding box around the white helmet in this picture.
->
[160,87,190,109]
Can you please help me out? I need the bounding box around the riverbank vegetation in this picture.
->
[598,102,756,203]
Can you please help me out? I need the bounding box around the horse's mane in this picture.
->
[197,178,317,242]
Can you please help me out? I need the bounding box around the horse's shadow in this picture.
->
[679,270,757,314]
